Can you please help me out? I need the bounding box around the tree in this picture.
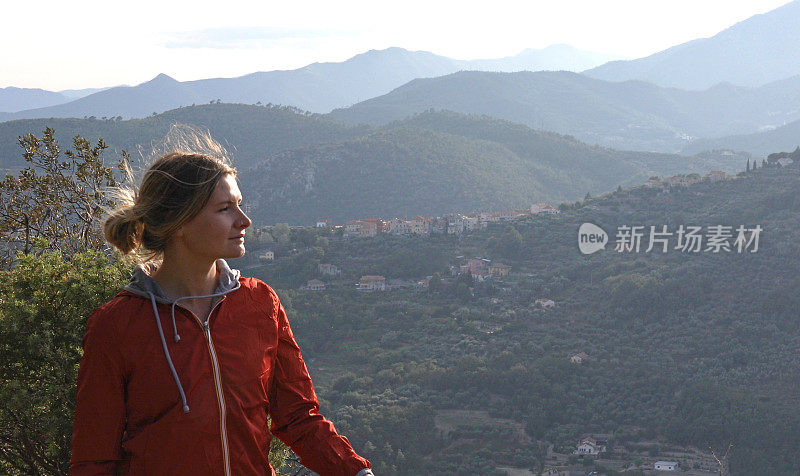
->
[497,225,524,260]
[0,128,126,269]
[428,273,442,293]
[0,250,130,474]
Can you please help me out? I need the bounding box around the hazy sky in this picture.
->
[1,0,792,90]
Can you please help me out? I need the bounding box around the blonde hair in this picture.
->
[103,125,236,263]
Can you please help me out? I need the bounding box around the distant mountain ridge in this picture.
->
[0,45,617,121]
[0,87,67,113]
[585,0,800,89]
[682,118,800,157]
[327,70,800,152]
[0,87,108,113]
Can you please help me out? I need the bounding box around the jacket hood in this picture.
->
[124,258,241,305]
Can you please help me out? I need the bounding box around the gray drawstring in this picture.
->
[150,292,191,413]
[170,301,181,342]
[148,281,240,414]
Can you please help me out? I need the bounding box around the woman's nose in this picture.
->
[237,209,252,229]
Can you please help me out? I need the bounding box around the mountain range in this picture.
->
[0,86,105,113]
[585,0,800,89]
[682,117,800,157]
[0,45,615,120]
[3,2,800,158]
[328,71,800,153]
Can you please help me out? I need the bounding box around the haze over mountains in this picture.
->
[0,87,104,113]
[2,1,799,158]
[0,45,615,120]
[329,71,800,153]
[682,118,800,157]
[586,0,800,90]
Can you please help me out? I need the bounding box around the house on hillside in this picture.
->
[644,176,663,188]
[305,279,326,291]
[465,258,490,274]
[446,214,481,234]
[706,170,726,182]
[530,203,560,214]
[259,250,274,263]
[344,220,362,236]
[574,436,606,455]
[488,263,511,277]
[387,218,410,235]
[654,461,679,471]
[408,216,431,234]
[570,352,589,364]
[315,219,331,227]
[535,298,555,309]
[360,218,386,237]
[665,174,700,187]
[356,275,386,291]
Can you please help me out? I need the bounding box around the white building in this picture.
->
[305,279,326,291]
[570,352,589,364]
[654,461,678,471]
[356,275,386,291]
[530,203,560,214]
[574,437,605,455]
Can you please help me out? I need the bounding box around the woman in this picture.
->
[70,144,373,476]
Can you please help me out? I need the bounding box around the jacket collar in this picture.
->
[124,258,242,305]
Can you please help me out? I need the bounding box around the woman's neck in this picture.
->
[151,255,220,299]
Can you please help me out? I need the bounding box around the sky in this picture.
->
[0,0,792,91]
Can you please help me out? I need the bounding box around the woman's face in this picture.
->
[174,174,252,262]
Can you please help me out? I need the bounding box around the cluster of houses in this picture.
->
[645,170,728,188]
[313,203,559,238]
[299,256,516,292]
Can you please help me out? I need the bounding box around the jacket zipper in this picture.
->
[186,296,231,476]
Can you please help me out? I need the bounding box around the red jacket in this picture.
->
[70,259,371,475]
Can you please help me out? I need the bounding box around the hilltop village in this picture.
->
[251,202,559,292]
[247,168,745,294]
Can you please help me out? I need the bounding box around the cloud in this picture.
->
[164,26,360,49]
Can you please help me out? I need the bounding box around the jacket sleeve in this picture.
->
[70,308,127,475]
[267,293,372,476]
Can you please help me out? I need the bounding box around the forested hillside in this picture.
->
[1,106,742,226]
[0,103,368,172]
[237,162,800,474]
[242,110,740,224]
